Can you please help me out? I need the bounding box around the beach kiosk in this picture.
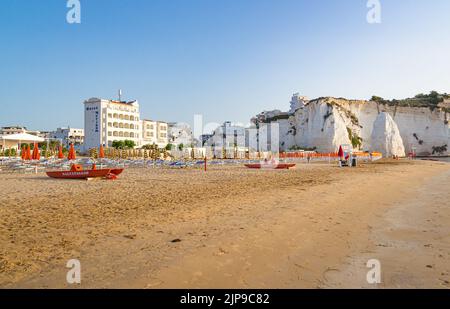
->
[0,133,45,155]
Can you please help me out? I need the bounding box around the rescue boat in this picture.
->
[244,163,296,170]
[46,164,120,180]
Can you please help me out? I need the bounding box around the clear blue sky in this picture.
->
[1,0,449,131]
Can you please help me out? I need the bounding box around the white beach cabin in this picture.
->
[0,133,45,152]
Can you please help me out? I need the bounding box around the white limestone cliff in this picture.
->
[253,95,450,156]
[370,112,406,157]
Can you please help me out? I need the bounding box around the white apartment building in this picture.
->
[206,121,247,148]
[0,126,44,137]
[83,98,141,150]
[141,119,168,148]
[0,126,28,135]
[51,127,84,147]
[168,122,194,147]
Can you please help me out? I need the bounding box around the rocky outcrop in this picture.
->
[370,112,406,157]
[253,95,450,156]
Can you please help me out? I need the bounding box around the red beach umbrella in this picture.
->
[35,144,40,161]
[31,145,35,160]
[99,145,105,159]
[58,145,64,159]
[338,145,344,159]
[31,143,38,160]
[21,146,26,160]
[68,143,76,161]
[25,145,31,161]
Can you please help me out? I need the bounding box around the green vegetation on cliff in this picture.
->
[370,91,449,110]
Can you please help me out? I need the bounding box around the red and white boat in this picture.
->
[46,164,122,180]
[245,162,296,170]
[110,168,124,176]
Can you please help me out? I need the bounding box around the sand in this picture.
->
[0,160,449,288]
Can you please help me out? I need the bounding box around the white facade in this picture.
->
[83,98,141,150]
[168,122,194,147]
[0,126,28,135]
[289,93,309,114]
[51,127,84,147]
[206,121,247,148]
[141,119,168,148]
[0,126,46,138]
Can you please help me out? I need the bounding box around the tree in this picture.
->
[165,144,174,151]
[429,90,439,98]
[112,140,135,149]
[178,143,184,151]
[112,140,125,149]
[124,140,136,149]
[370,96,384,102]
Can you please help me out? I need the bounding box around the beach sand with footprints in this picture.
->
[0,159,449,288]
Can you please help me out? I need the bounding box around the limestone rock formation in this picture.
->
[252,94,450,155]
[370,112,406,157]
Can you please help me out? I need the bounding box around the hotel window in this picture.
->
[146,124,150,130]
[130,116,135,121]
[146,132,150,137]
[130,132,134,138]
[108,113,112,118]
[124,123,130,129]
[113,122,118,128]
[113,113,118,119]
[119,132,124,137]
[119,114,124,120]
[124,132,130,138]
[108,132,112,136]
[119,123,124,129]
[125,115,130,121]
[113,131,118,137]
[108,122,112,127]
[130,124,134,129]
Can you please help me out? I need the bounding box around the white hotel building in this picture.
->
[83,98,141,150]
[141,119,168,148]
[83,97,169,151]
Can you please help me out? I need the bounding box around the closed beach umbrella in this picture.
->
[35,144,40,160]
[31,144,36,160]
[99,145,105,159]
[21,146,26,160]
[31,143,38,160]
[338,146,344,159]
[68,144,76,160]
[58,146,64,159]
[25,145,31,161]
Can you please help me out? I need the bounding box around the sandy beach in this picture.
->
[0,160,449,288]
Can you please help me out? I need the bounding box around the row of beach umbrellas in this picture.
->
[20,143,79,161]
[19,144,107,161]
[20,143,41,161]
